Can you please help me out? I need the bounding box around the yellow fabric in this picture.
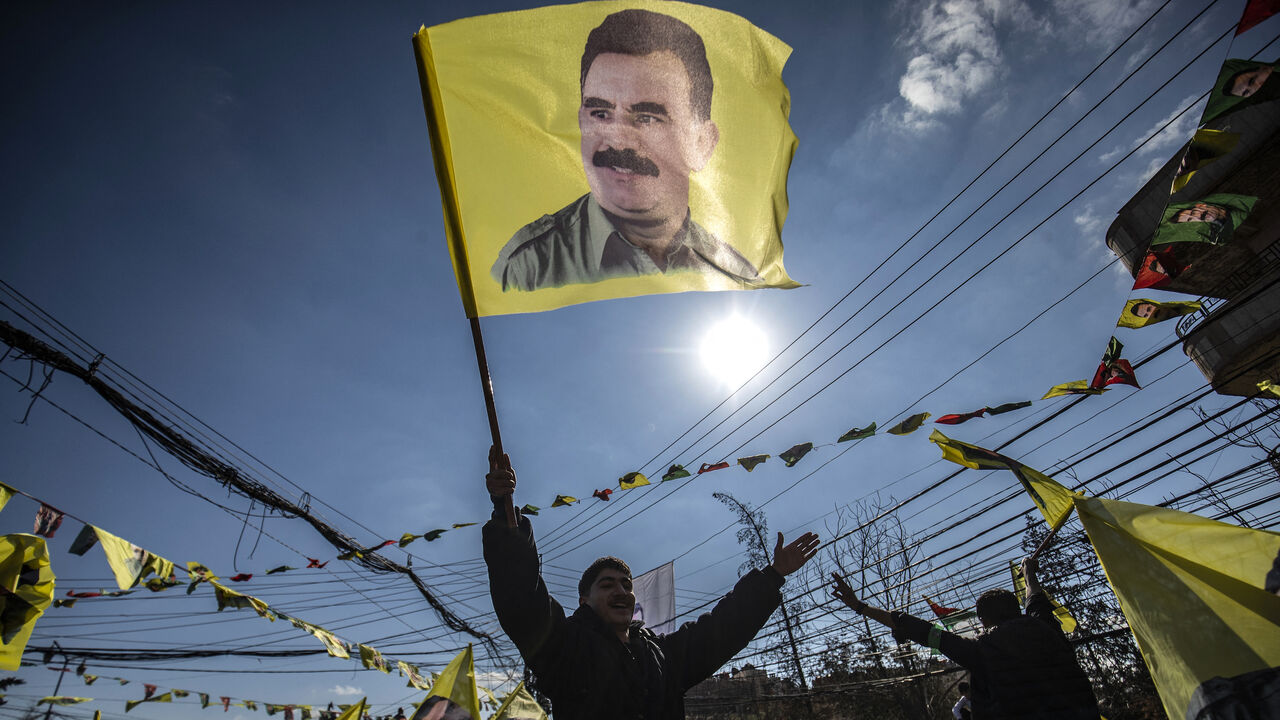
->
[491,681,548,720]
[398,660,431,690]
[1115,299,1201,329]
[0,533,55,670]
[929,431,1077,529]
[94,526,174,590]
[359,644,391,673]
[335,698,365,720]
[618,472,649,490]
[126,693,172,713]
[210,581,275,620]
[1008,560,1077,633]
[1258,380,1280,397]
[310,625,350,659]
[0,483,13,514]
[1041,380,1106,399]
[421,644,482,720]
[1007,464,1078,531]
[39,697,91,705]
[928,429,1013,470]
[886,412,930,435]
[1170,129,1239,193]
[413,2,798,317]
[1075,495,1280,720]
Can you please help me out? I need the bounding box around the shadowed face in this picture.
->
[1131,302,1158,319]
[580,567,635,630]
[580,51,718,224]
[1230,65,1272,97]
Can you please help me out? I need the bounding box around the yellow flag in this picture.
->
[1042,380,1106,399]
[126,692,172,713]
[358,644,390,673]
[416,645,481,720]
[1115,298,1201,329]
[398,660,432,690]
[1259,380,1280,398]
[335,698,365,720]
[210,581,275,620]
[618,472,649,490]
[1075,496,1280,720]
[491,681,548,720]
[1008,560,1076,633]
[39,697,92,705]
[0,483,13,514]
[414,2,799,317]
[929,431,1077,530]
[0,534,55,670]
[93,526,174,590]
[1007,463,1077,531]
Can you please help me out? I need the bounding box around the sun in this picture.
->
[699,315,770,388]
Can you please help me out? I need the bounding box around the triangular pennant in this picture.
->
[550,495,577,507]
[778,442,814,467]
[933,409,986,425]
[984,401,1032,416]
[837,422,876,442]
[886,412,930,435]
[697,461,730,474]
[1042,380,1107,399]
[418,645,481,720]
[618,472,649,490]
[661,464,691,481]
[737,454,769,472]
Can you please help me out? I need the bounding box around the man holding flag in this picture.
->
[831,557,1100,719]
[483,448,819,720]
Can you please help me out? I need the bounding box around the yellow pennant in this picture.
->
[418,645,482,720]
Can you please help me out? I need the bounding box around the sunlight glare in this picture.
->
[699,315,769,388]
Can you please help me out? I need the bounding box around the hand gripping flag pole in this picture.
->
[469,317,517,528]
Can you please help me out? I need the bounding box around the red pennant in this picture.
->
[927,599,961,618]
[229,573,253,582]
[306,558,328,569]
[1093,359,1141,389]
[144,684,157,699]
[934,409,986,425]
[1237,0,1280,34]
[222,697,231,712]
[1132,249,1184,290]
[66,591,102,599]
[592,488,613,501]
[697,462,730,474]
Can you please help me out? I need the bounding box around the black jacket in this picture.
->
[892,593,1100,720]
[483,509,784,720]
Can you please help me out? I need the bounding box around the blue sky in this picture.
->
[2,0,1277,717]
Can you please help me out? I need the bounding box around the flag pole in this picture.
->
[1029,520,1065,561]
[469,317,517,528]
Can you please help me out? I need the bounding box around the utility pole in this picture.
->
[41,643,64,720]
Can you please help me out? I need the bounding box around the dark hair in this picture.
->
[580,9,714,121]
[578,556,632,598]
[958,681,970,692]
[1128,301,1156,318]
[975,588,1021,625]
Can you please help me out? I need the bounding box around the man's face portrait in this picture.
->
[411,697,472,720]
[1131,302,1158,319]
[580,567,635,628]
[1229,65,1272,97]
[1172,202,1228,224]
[579,49,718,225]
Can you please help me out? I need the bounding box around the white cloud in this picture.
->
[891,0,1039,124]
[1050,0,1162,46]
[328,685,363,697]
[1096,94,1203,167]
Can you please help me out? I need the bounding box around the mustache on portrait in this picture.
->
[592,147,660,177]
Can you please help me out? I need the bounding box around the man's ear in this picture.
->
[689,120,719,173]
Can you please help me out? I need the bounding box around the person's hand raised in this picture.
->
[770,532,820,576]
[485,445,515,500]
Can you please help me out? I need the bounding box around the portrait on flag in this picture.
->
[1200,58,1277,125]
[1150,193,1257,249]
[415,1,799,316]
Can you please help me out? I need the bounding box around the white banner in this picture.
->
[631,561,676,635]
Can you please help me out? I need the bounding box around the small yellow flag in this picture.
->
[618,472,650,490]
[1009,560,1076,633]
[93,526,174,590]
[1041,380,1106,400]
[335,698,365,720]
[492,681,548,720]
[416,645,481,720]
